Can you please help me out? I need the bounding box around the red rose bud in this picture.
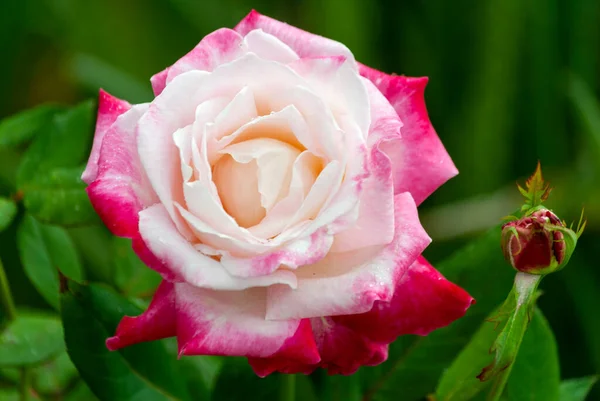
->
[501,209,575,275]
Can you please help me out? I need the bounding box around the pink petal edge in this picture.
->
[235,10,354,61]
[150,28,246,96]
[359,64,458,205]
[175,284,321,365]
[82,90,131,184]
[250,256,473,376]
[85,100,157,238]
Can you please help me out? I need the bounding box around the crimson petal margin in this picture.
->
[106,280,177,350]
[337,255,475,343]
[250,257,473,376]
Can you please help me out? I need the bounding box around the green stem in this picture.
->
[279,374,296,401]
[486,273,542,401]
[19,367,30,401]
[0,256,17,323]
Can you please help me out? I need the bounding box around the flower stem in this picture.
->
[19,367,31,401]
[0,256,17,324]
[279,374,296,401]
[485,273,542,401]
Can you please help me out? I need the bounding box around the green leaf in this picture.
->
[17,100,95,187]
[568,73,600,162]
[296,375,319,401]
[211,357,279,401]
[17,214,83,309]
[0,312,64,366]
[435,307,501,400]
[320,374,361,401]
[362,227,515,401]
[32,351,79,395]
[0,351,78,395]
[0,197,17,232]
[161,337,219,400]
[171,349,222,399]
[68,225,114,283]
[0,389,19,401]
[61,280,191,401]
[113,237,161,298]
[0,388,41,401]
[559,376,598,401]
[0,104,64,150]
[21,166,98,226]
[64,381,101,401]
[506,309,560,401]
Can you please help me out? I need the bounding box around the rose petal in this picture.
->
[220,226,334,278]
[243,29,299,63]
[289,56,370,139]
[219,138,301,212]
[265,192,431,320]
[334,256,474,342]
[132,232,184,283]
[151,28,247,96]
[106,281,176,350]
[211,103,313,162]
[247,320,322,377]
[252,256,473,376]
[138,203,298,290]
[247,150,321,239]
[359,64,458,204]
[235,10,354,61]
[190,97,231,199]
[249,316,387,377]
[138,71,211,241]
[362,77,403,146]
[206,86,258,147]
[284,160,344,230]
[82,90,131,184]
[176,283,320,365]
[264,86,345,160]
[330,144,395,253]
[311,317,389,375]
[173,126,194,182]
[86,103,158,237]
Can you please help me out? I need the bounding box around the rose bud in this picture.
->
[501,209,573,275]
[83,10,474,376]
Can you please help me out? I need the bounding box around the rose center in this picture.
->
[212,138,305,228]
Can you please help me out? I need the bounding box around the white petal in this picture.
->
[212,155,265,228]
[265,193,430,319]
[243,29,299,63]
[173,126,194,182]
[248,150,321,239]
[138,204,297,290]
[219,138,302,211]
[289,56,371,141]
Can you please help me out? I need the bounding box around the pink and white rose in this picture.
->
[83,10,473,376]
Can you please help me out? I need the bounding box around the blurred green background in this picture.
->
[1,0,599,399]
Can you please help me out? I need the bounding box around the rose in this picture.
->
[82,10,474,376]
